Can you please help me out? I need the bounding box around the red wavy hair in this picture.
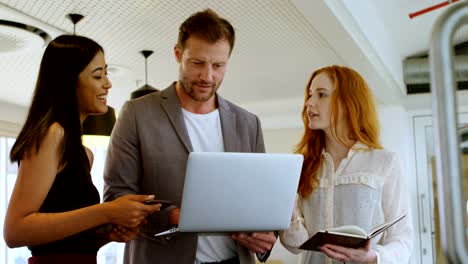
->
[295,65,382,197]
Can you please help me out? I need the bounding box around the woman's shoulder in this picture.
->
[365,148,400,167]
[369,147,396,157]
[35,122,65,154]
[45,122,64,144]
[354,146,398,164]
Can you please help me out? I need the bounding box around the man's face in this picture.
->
[175,36,230,102]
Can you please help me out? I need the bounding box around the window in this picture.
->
[0,137,30,264]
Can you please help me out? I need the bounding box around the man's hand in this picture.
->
[232,232,276,253]
[109,225,140,243]
[168,208,180,226]
[320,240,377,263]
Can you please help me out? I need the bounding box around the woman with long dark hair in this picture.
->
[3,35,160,264]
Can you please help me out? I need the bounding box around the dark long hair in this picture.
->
[10,35,104,167]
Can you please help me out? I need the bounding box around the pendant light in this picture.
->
[66,13,116,136]
[130,50,159,99]
[67,13,83,35]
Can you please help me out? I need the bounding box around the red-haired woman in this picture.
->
[280,65,413,263]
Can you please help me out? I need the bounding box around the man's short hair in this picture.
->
[177,9,235,54]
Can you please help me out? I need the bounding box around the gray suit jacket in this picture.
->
[103,83,265,264]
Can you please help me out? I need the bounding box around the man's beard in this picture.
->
[179,78,219,102]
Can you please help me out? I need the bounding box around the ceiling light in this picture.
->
[130,50,159,99]
[0,19,51,53]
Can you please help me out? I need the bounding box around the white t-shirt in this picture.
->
[182,108,237,263]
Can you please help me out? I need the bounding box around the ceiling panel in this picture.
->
[0,0,341,112]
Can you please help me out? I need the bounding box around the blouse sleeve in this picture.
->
[279,195,310,254]
[373,153,414,263]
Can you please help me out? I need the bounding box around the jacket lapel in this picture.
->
[218,95,240,152]
[160,83,193,153]
[160,84,238,153]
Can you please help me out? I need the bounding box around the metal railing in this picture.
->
[430,1,468,263]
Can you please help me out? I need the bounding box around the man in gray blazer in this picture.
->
[103,9,276,264]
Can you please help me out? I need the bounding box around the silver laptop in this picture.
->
[155,152,303,236]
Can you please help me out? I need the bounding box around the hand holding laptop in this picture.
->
[150,207,180,237]
[168,208,180,225]
[146,200,179,226]
[232,232,277,254]
[138,198,181,239]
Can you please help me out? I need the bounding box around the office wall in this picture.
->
[264,128,303,154]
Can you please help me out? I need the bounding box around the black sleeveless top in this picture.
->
[29,146,101,255]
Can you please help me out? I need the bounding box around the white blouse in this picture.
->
[280,143,413,264]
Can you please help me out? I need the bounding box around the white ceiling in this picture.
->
[0,0,467,128]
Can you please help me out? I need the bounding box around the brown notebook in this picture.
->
[299,214,406,251]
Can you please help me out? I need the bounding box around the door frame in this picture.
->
[412,112,468,264]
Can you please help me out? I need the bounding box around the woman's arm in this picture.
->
[279,195,309,254]
[3,123,159,248]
